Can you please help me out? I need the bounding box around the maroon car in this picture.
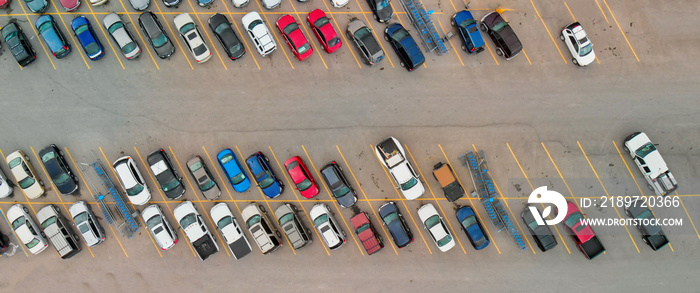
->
[58,0,80,11]
[351,212,383,255]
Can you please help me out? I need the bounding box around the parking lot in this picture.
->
[1,0,700,291]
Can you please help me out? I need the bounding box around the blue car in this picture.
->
[456,205,490,250]
[217,149,251,193]
[71,16,105,61]
[23,0,48,13]
[245,152,283,198]
[384,23,424,71]
[197,0,213,6]
[452,10,485,54]
[378,202,413,248]
[35,15,71,59]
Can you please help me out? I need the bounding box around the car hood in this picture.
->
[27,0,47,12]
[261,0,280,7]
[59,0,79,9]
[261,181,282,198]
[376,3,393,21]
[129,0,149,9]
[336,191,357,208]
[482,12,501,27]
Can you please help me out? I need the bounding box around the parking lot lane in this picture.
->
[354,0,395,68]
[46,1,91,69]
[185,6,227,70]
[336,145,399,255]
[318,3,361,68]
[288,1,328,69]
[168,146,232,257]
[301,145,365,255]
[30,146,97,258]
[529,0,568,64]
[151,1,195,70]
[436,19,464,67]
[0,205,30,257]
[471,144,537,254]
[505,143,572,255]
[252,1,295,69]
[437,144,502,254]
[370,145,433,254]
[563,2,600,64]
[577,141,640,253]
[85,5,125,70]
[220,5,261,70]
[602,0,639,62]
[404,144,467,254]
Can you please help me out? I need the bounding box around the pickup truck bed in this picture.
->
[229,237,252,259]
[193,235,219,260]
[646,234,669,251]
[577,235,605,260]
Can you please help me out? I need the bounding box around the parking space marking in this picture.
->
[301,145,365,255]
[370,145,433,254]
[675,190,700,241]
[169,146,232,257]
[114,4,160,70]
[152,1,195,70]
[505,143,571,255]
[529,0,567,64]
[336,145,398,255]
[96,147,136,258]
[319,0,361,68]
[437,19,464,66]
[404,145,467,254]
[85,3,125,69]
[593,0,610,24]
[30,146,97,258]
[252,1,295,69]
[564,2,600,64]
[202,146,242,213]
[481,36,500,66]
[354,0,395,68]
[12,4,57,70]
[288,0,328,69]
[471,144,537,254]
[220,4,261,70]
[0,205,30,257]
[577,141,640,253]
[233,146,296,255]
[47,1,91,69]
[185,3,228,70]
[437,144,501,254]
[602,0,639,62]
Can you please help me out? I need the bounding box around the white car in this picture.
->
[258,0,280,9]
[69,201,105,247]
[103,12,141,60]
[561,22,595,66]
[174,13,212,63]
[90,0,108,5]
[142,204,178,251]
[232,0,249,7]
[210,203,252,259]
[113,156,151,206]
[174,201,220,260]
[0,167,14,198]
[417,203,455,252]
[623,132,678,197]
[7,204,48,255]
[6,150,44,199]
[374,137,424,200]
[242,12,277,57]
[330,0,349,8]
[309,204,345,250]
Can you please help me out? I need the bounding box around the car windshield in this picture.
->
[231,43,243,53]
[376,0,389,9]
[333,186,350,198]
[146,215,162,229]
[437,234,453,247]
[246,215,260,227]
[425,215,440,229]
[41,216,57,229]
[390,28,409,42]
[189,161,203,172]
[19,177,36,189]
[580,43,593,56]
[220,154,234,164]
[297,179,313,191]
[39,22,53,34]
[313,17,329,28]
[297,43,310,54]
[217,216,233,229]
[9,158,21,168]
[400,178,418,190]
[491,20,508,32]
[122,42,137,54]
[74,212,88,224]
[126,184,144,196]
[11,216,25,229]
[41,151,56,163]
[527,219,540,230]
[162,179,180,192]
[279,213,294,225]
[152,33,168,47]
[283,22,299,35]
[259,176,275,189]
[179,214,196,228]
[459,19,476,28]
[179,23,195,35]
[313,214,328,227]
[200,179,215,191]
[194,44,207,55]
[85,43,101,55]
[461,216,477,229]
[355,27,370,40]
[108,22,123,34]
[383,212,398,224]
[230,173,246,185]
[356,223,370,233]
[248,19,263,31]
[53,173,71,185]
[328,37,340,47]
[638,210,653,220]
[636,143,656,158]
[75,24,89,35]
[564,213,583,228]
[26,238,40,249]
[215,23,228,34]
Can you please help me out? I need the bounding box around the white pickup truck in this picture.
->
[623,132,678,197]
[375,137,424,200]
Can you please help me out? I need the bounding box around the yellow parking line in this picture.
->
[437,19,464,66]
[301,145,364,255]
[564,2,600,64]
[114,4,160,70]
[577,141,640,253]
[202,146,241,212]
[152,2,195,70]
[593,0,610,24]
[336,145,398,255]
[15,4,56,70]
[354,0,394,68]
[252,1,295,69]
[505,143,571,254]
[370,145,432,254]
[96,147,133,258]
[185,2,227,69]
[470,144,537,254]
[84,3,125,69]
[0,205,30,257]
[404,145,467,254]
[529,0,567,64]
[437,145,501,254]
[47,1,91,69]
[233,146,296,255]
[267,146,328,255]
[288,0,328,69]
[219,5,260,70]
[168,146,231,257]
[318,0,361,68]
[602,0,639,62]
[676,190,700,241]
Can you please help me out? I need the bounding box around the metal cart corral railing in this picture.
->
[398,0,448,55]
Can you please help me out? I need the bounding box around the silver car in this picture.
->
[142,204,178,251]
[241,203,281,254]
[69,201,105,247]
[310,204,346,250]
[347,18,384,66]
[187,156,220,200]
[103,13,141,60]
[129,0,150,11]
[274,203,312,250]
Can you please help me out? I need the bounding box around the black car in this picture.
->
[2,21,37,67]
[147,149,185,199]
[138,11,175,59]
[521,206,557,252]
[480,11,523,60]
[320,162,357,208]
[366,0,393,23]
[626,199,670,251]
[39,144,78,195]
[208,13,245,60]
[378,202,413,248]
[384,23,425,71]
[0,230,10,255]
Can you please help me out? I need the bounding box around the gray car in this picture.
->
[347,18,384,66]
[103,13,141,60]
[129,0,150,10]
[138,11,175,59]
[274,203,312,250]
[187,156,220,200]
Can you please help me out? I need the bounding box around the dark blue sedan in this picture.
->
[71,16,105,61]
[217,148,251,193]
[378,202,413,248]
[456,205,490,250]
[451,10,485,54]
[245,152,283,198]
[384,23,424,71]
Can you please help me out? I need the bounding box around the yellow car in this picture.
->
[6,150,45,199]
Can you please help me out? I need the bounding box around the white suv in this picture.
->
[242,12,276,57]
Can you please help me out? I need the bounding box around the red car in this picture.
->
[351,212,383,255]
[0,0,10,9]
[306,9,342,54]
[58,0,80,11]
[276,14,313,61]
[284,156,319,198]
